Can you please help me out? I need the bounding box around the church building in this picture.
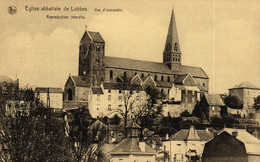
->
[64,9,209,110]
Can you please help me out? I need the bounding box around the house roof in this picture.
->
[126,121,141,129]
[35,87,63,93]
[102,82,144,91]
[109,138,155,154]
[170,127,213,141]
[230,81,260,90]
[196,83,208,92]
[104,56,208,79]
[0,75,15,83]
[155,81,172,88]
[173,74,187,84]
[71,76,90,87]
[218,128,260,155]
[204,94,225,106]
[88,31,105,43]
[91,87,103,94]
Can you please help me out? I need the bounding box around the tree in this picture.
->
[0,102,72,161]
[180,110,191,117]
[253,95,260,110]
[67,107,107,162]
[224,95,243,109]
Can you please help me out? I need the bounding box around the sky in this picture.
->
[0,0,259,94]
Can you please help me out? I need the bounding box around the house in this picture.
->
[109,121,157,162]
[162,73,206,117]
[200,94,225,120]
[162,125,213,162]
[63,75,90,108]
[64,8,209,109]
[229,82,260,117]
[202,128,260,162]
[35,87,63,109]
[0,75,19,100]
[88,82,147,118]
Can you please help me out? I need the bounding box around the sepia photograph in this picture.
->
[0,0,259,161]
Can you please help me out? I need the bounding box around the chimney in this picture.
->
[139,140,146,152]
[213,130,218,138]
[232,131,238,137]
[165,133,169,140]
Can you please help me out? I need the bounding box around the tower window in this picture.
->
[161,76,164,81]
[67,89,73,101]
[174,42,178,51]
[110,70,113,81]
[154,75,157,81]
[167,76,170,82]
[96,45,100,52]
[124,71,127,78]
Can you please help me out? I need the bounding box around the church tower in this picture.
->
[163,9,181,71]
[78,26,105,86]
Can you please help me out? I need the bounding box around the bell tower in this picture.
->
[78,26,105,86]
[163,8,181,71]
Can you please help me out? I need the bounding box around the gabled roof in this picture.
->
[71,76,90,87]
[204,94,225,106]
[91,87,103,94]
[88,31,105,43]
[102,82,144,91]
[104,56,208,79]
[170,127,213,141]
[109,138,155,154]
[35,87,63,93]
[0,75,15,83]
[173,74,187,84]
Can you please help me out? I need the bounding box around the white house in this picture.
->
[109,121,157,162]
[88,82,147,118]
[162,125,213,162]
[35,87,63,109]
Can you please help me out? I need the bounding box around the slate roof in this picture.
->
[204,94,225,106]
[170,128,213,141]
[155,81,172,88]
[0,75,15,83]
[35,87,63,93]
[230,81,260,90]
[71,76,90,87]
[126,121,141,129]
[102,82,144,91]
[173,74,187,84]
[104,56,208,79]
[88,31,105,43]
[91,87,103,94]
[218,128,260,155]
[109,138,155,154]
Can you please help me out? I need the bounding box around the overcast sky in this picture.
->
[0,0,259,94]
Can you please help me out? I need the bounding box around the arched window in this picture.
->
[167,76,170,82]
[124,71,127,78]
[141,73,144,78]
[110,70,113,81]
[161,89,164,97]
[134,72,137,76]
[67,89,72,101]
[154,75,157,81]
[161,76,164,81]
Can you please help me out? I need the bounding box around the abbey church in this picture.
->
[64,9,209,112]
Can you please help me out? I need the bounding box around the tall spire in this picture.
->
[164,8,181,53]
[163,8,182,71]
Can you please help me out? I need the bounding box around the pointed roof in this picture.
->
[126,121,141,129]
[164,8,181,53]
[187,125,200,141]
